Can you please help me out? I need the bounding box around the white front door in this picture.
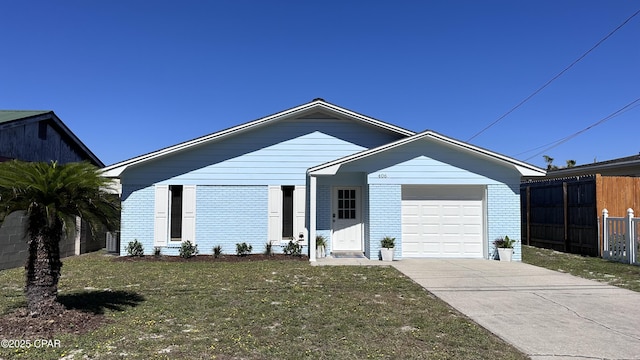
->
[332,187,362,251]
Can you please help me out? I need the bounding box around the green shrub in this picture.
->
[179,240,198,258]
[283,239,302,256]
[494,236,516,249]
[126,240,144,257]
[153,247,162,257]
[236,242,252,256]
[381,236,395,249]
[264,242,273,256]
[213,245,223,258]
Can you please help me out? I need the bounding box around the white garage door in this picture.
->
[402,186,484,258]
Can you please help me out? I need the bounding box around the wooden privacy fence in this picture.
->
[521,175,640,257]
[602,208,639,264]
[521,176,599,256]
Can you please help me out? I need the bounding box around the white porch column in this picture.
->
[627,208,635,264]
[602,209,608,260]
[309,175,317,262]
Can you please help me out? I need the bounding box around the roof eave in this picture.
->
[309,131,546,177]
[103,100,416,177]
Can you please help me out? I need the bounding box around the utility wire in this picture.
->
[523,96,640,161]
[467,8,640,142]
[515,100,640,157]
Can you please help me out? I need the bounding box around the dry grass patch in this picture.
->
[0,251,527,359]
[522,245,640,292]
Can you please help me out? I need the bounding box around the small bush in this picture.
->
[126,240,144,257]
[236,242,252,256]
[381,236,395,249]
[283,240,302,256]
[494,236,516,249]
[264,242,273,256]
[213,245,223,258]
[179,240,198,258]
[153,247,162,257]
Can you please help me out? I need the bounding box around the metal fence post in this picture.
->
[627,208,635,265]
[602,209,609,260]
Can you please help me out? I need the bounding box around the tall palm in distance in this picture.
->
[0,160,120,316]
[543,155,576,171]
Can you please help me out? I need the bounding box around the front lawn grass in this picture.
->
[522,245,640,292]
[0,251,527,359]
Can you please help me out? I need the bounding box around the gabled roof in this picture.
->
[0,110,103,167]
[102,99,416,177]
[308,130,546,177]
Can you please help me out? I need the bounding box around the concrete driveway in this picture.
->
[392,259,640,360]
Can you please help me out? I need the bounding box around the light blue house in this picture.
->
[102,99,545,261]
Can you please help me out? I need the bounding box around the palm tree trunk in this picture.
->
[24,230,64,316]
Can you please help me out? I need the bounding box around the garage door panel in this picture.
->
[401,186,484,258]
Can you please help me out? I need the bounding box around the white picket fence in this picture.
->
[602,208,639,264]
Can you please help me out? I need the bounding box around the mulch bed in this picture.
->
[112,254,309,262]
[0,254,308,338]
[0,308,108,338]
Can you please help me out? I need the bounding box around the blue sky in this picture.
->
[1,1,638,168]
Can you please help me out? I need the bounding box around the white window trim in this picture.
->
[154,184,196,246]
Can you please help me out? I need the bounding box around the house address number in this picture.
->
[377,173,388,178]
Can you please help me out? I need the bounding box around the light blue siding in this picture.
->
[487,184,521,261]
[368,184,402,260]
[336,139,518,185]
[120,118,403,186]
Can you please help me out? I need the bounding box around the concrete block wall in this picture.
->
[368,184,402,260]
[1,212,105,270]
[487,183,521,261]
[0,212,28,270]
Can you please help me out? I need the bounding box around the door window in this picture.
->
[337,189,356,219]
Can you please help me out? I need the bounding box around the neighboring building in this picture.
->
[521,154,640,257]
[0,110,102,166]
[103,99,545,261]
[541,154,640,179]
[0,110,105,270]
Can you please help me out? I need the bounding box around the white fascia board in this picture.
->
[425,132,546,176]
[310,164,342,175]
[308,136,414,175]
[318,102,415,136]
[514,165,547,177]
[308,130,546,177]
[102,100,414,177]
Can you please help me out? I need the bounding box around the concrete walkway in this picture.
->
[391,259,640,360]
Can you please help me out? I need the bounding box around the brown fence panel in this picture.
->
[522,180,566,251]
[598,176,640,217]
[566,179,598,256]
[521,176,599,256]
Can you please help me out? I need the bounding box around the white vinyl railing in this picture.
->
[602,208,639,265]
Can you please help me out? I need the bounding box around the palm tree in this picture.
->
[0,161,120,316]
[566,159,576,168]
[543,155,558,171]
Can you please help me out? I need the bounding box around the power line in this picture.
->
[523,97,640,161]
[467,8,640,142]
[515,99,640,157]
